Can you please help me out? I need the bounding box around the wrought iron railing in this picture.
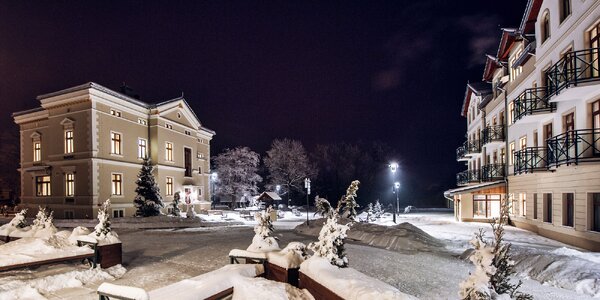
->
[457,169,480,186]
[481,164,505,182]
[482,125,505,144]
[456,140,481,160]
[513,87,556,123]
[514,147,548,174]
[547,129,600,167]
[546,48,600,96]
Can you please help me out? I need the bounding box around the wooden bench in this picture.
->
[229,255,266,265]
[238,210,254,220]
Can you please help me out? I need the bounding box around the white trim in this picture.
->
[165,141,174,162]
[110,172,124,197]
[110,130,123,155]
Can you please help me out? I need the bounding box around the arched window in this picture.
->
[541,11,551,43]
[560,0,571,23]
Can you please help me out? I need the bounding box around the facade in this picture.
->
[447,0,600,251]
[13,82,215,219]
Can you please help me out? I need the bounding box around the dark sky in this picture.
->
[0,1,525,205]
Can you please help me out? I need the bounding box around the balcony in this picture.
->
[456,140,481,161]
[546,48,600,97]
[482,125,505,145]
[456,169,480,186]
[514,147,549,174]
[547,129,600,167]
[512,87,556,123]
[481,164,505,182]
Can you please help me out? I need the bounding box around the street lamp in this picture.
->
[304,178,311,225]
[394,182,400,223]
[389,162,399,223]
[275,185,281,208]
[210,172,217,209]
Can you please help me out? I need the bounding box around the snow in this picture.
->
[300,256,417,300]
[231,276,314,300]
[98,282,149,300]
[266,242,308,269]
[0,235,94,268]
[228,249,267,259]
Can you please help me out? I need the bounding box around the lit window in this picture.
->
[33,142,42,162]
[138,138,147,159]
[36,176,51,196]
[165,123,173,129]
[110,109,122,117]
[509,142,515,165]
[65,130,74,154]
[65,173,75,196]
[138,118,147,125]
[509,48,523,81]
[165,142,173,161]
[166,177,173,196]
[508,102,515,125]
[519,136,527,150]
[111,173,122,196]
[111,132,122,155]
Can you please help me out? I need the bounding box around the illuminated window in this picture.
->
[138,138,147,159]
[36,176,51,196]
[65,173,75,196]
[509,142,515,165]
[111,173,122,196]
[110,109,121,117]
[65,130,74,154]
[519,136,527,150]
[509,48,523,81]
[138,118,147,125]
[33,142,42,162]
[166,177,173,196]
[165,142,173,161]
[111,132,121,155]
[508,102,515,125]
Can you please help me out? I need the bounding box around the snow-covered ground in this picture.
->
[0,211,597,299]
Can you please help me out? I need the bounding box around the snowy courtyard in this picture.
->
[0,211,599,299]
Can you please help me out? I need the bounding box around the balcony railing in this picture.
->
[456,140,481,161]
[481,164,505,182]
[513,87,556,123]
[546,48,600,96]
[514,147,548,174]
[547,129,600,167]
[457,169,480,186]
[482,125,505,144]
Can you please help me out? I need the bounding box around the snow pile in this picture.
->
[0,207,57,239]
[232,276,314,300]
[300,256,417,300]
[0,264,126,299]
[267,242,309,269]
[247,207,279,252]
[98,282,149,300]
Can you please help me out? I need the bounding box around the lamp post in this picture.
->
[210,172,217,209]
[276,185,281,208]
[304,178,311,225]
[394,182,400,223]
[389,162,399,224]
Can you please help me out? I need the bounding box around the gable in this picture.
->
[155,99,201,129]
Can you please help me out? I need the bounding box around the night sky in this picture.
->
[0,1,525,205]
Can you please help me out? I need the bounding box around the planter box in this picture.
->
[264,262,299,287]
[298,271,343,300]
[97,243,122,268]
[0,235,20,243]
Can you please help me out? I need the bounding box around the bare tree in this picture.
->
[264,139,313,205]
[213,147,262,206]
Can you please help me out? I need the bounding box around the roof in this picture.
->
[482,54,502,82]
[12,107,45,118]
[478,94,494,110]
[257,192,282,201]
[519,0,543,34]
[497,28,519,61]
[460,82,492,117]
[444,181,505,197]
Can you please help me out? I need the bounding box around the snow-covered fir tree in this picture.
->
[459,201,532,300]
[373,200,383,219]
[134,158,164,217]
[314,196,333,218]
[247,206,279,251]
[94,199,112,238]
[9,209,28,228]
[366,203,374,222]
[171,191,181,217]
[32,206,53,230]
[309,209,349,268]
[341,180,360,221]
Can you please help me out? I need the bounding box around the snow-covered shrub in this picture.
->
[32,206,53,230]
[171,191,181,217]
[247,206,279,252]
[314,196,333,218]
[9,209,28,228]
[373,200,383,219]
[341,180,360,221]
[366,203,374,222]
[308,211,349,268]
[459,202,532,300]
[134,157,164,217]
[94,199,112,238]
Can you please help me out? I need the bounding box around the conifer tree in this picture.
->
[341,180,360,221]
[94,199,112,238]
[314,196,333,218]
[134,158,164,217]
[366,203,374,222]
[373,200,383,219]
[171,191,181,217]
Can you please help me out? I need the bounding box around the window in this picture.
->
[185,130,191,135]
[519,136,527,150]
[166,177,173,196]
[113,209,124,218]
[65,173,75,197]
[533,194,538,219]
[509,142,515,165]
[165,142,173,161]
[563,193,574,227]
[138,118,147,125]
[511,194,518,215]
[110,109,121,117]
[508,102,514,125]
[184,148,192,177]
[541,12,551,43]
[165,123,173,129]
[564,112,575,132]
[64,130,74,154]
[544,123,553,146]
[591,193,600,232]
[544,193,553,223]
[509,47,523,81]
[559,0,571,23]
[590,23,600,78]
[198,166,202,174]
[64,211,74,219]
[473,194,501,218]
[500,148,506,164]
[138,138,147,159]
[36,176,51,196]
[33,141,42,162]
[111,173,122,196]
[110,132,122,155]
[533,131,539,147]
[520,193,527,217]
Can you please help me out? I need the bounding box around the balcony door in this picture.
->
[564,113,575,159]
[593,100,600,155]
[184,148,192,177]
[590,23,600,78]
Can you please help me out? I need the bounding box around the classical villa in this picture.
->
[12,82,215,219]
[446,0,600,251]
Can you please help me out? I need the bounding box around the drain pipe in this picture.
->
[497,85,510,224]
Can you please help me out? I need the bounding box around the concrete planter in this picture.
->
[264,262,299,287]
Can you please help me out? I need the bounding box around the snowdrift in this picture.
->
[295,219,444,253]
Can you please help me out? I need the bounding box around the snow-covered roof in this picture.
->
[257,192,282,201]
